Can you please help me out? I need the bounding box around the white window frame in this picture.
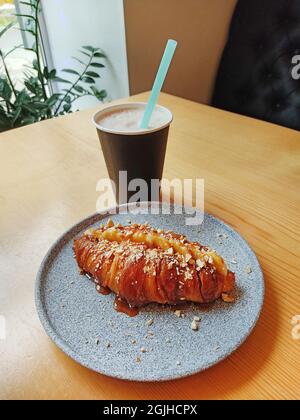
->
[14,0,57,92]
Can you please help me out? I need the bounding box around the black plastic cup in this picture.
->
[93,102,173,203]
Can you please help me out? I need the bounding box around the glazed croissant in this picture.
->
[73,220,235,309]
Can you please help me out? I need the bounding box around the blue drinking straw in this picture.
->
[140,39,178,129]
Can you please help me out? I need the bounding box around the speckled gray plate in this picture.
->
[35,202,264,381]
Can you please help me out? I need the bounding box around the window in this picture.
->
[0,0,34,90]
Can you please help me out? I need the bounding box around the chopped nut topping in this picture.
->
[184,271,193,281]
[107,218,114,227]
[231,259,238,265]
[106,341,111,348]
[176,361,181,366]
[146,319,154,327]
[143,265,150,274]
[196,259,204,268]
[175,310,182,318]
[191,319,200,331]
[193,316,201,322]
[131,339,137,345]
[185,253,192,263]
[166,338,171,343]
[140,347,146,353]
[84,228,94,236]
[246,266,252,274]
[136,356,141,363]
[180,262,188,268]
[222,293,235,303]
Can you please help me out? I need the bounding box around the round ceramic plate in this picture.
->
[36,202,264,381]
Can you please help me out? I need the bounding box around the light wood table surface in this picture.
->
[0,92,299,400]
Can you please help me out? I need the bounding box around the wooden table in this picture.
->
[0,92,299,400]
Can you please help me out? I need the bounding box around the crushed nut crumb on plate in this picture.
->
[191,319,200,331]
[222,293,235,303]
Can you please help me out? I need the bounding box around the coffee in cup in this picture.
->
[93,102,173,203]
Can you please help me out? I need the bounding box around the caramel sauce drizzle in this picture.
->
[114,296,139,317]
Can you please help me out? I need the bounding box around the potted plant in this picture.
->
[0,0,107,132]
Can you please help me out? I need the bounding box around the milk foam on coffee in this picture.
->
[98,106,169,132]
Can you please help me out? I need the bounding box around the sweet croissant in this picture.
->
[73,220,235,314]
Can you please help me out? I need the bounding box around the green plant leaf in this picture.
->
[0,79,12,101]
[62,69,80,76]
[0,114,11,132]
[43,68,56,81]
[90,87,107,101]
[73,85,85,93]
[97,90,107,100]
[63,103,72,113]
[25,81,37,94]
[12,107,22,125]
[53,77,72,84]
[0,21,15,38]
[85,71,100,78]
[32,102,48,110]
[19,28,36,37]
[15,89,31,106]
[21,116,36,126]
[81,76,96,84]
[24,47,36,53]
[79,50,92,58]
[72,57,86,66]
[48,69,57,79]
[15,14,36,20]
[19,1,37,8]
[46,94,60,108]
[93,52,106,59]
[90,62,105,68]
[82,46,97,53]
[24,76,42,97]
[3,45,23,59]
[22,103,39,115]
[32,59,39,71]
[43,66,49,79]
